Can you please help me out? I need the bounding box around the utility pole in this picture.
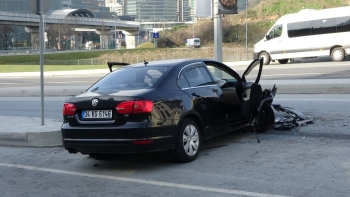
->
[245,0,248,60]
[114,11,117,49]
[213,0,222,62]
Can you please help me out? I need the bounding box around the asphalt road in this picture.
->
[0,60,349,96]
[0,130,349,197]
[1,60,350,88]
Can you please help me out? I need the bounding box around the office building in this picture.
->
[126,0,178,22]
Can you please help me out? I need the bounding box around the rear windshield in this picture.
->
[87,66,170,92]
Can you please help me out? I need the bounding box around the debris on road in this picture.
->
[272,104,313,131]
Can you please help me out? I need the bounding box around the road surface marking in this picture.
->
[47,81,91,83]
[262,73,322,77]
[0,162,292,197]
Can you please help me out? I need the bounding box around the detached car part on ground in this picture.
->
[273,104,313,131]
[61,58,277,162]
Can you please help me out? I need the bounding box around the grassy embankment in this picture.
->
[1,0,348,72]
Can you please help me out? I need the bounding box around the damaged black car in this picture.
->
[61,58,277,162]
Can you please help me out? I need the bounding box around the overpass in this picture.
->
[0,9,140,49]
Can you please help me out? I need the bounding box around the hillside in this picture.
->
[156,0,350,47]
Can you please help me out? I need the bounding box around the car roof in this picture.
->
[126,58,215,68]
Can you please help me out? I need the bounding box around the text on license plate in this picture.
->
[82,110,112,119]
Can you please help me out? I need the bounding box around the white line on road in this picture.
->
[262,73,323,77]
[275,99,350,101]
[46,81,91,84]
[0,162,292,197]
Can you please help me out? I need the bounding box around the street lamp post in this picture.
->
[245,0,248,60]
[114,0,118,49]
[114,11,117,49]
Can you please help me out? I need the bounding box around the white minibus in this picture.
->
[253,6,350,65]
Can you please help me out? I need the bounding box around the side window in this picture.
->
[311,18,336,35]
[267,25,283,40]
[206,65,238,82]
[287,21,311,38]
[183,66,213,87]
[177,73,190,89]
[336,16,350,33]
[274,25,283,38]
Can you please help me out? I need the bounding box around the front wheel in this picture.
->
[255,103,275,132]
[259,52,271,65]
[171,119,201,163]
[331,47,345,62]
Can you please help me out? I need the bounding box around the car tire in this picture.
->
[331,47,345,62]
[255,103,275,132]
[278,59,289,64]
[171,119,201,163]
[259,52,271,65]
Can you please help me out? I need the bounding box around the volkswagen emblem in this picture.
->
[92,98,98,106]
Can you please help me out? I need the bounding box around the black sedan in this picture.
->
[61,58,277,162]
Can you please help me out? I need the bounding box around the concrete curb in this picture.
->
[0,116,63,147]
[0,131,62,147]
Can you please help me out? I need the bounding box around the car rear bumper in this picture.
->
[62,138,173,154]
[61,121,176,154]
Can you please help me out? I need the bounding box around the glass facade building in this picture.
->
[126,0,178,22]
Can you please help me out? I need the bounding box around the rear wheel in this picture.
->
[171,119,201,163]
[259,52,271,65]
[331,47,345,62]
[278,59,289,64]
[255,103,275,132]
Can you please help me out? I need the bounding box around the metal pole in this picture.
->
[138,5,140,44]
[213,0,222,62]
[114,12,117,49]
[153,7,156,48]
[245,0,248,60]
[39,4,44,125]
[192,22,194,38]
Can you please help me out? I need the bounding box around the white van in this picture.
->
[185,38,201,48]
[253,6,350,65]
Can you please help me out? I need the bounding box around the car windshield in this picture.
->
[87,66,170,92]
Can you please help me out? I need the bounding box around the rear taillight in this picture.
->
[63,103,76,116]
[116,100,153,114]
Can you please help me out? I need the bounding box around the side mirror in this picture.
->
[265,34,270,40]
[216,79,226,88]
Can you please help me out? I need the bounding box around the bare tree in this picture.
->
[0,25,13,50]
[46,22,75,50]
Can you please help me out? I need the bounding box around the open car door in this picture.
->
[240,58,264,120]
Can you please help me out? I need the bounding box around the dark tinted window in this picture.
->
[87,66,170,92]
[337,16,350,33]
[177,73,190,89]
[287,16,350,38]
[311,18,336,35]
[183,66,213,87]
[287,21,311,37]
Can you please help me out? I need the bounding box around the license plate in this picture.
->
[82,110,112,119]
